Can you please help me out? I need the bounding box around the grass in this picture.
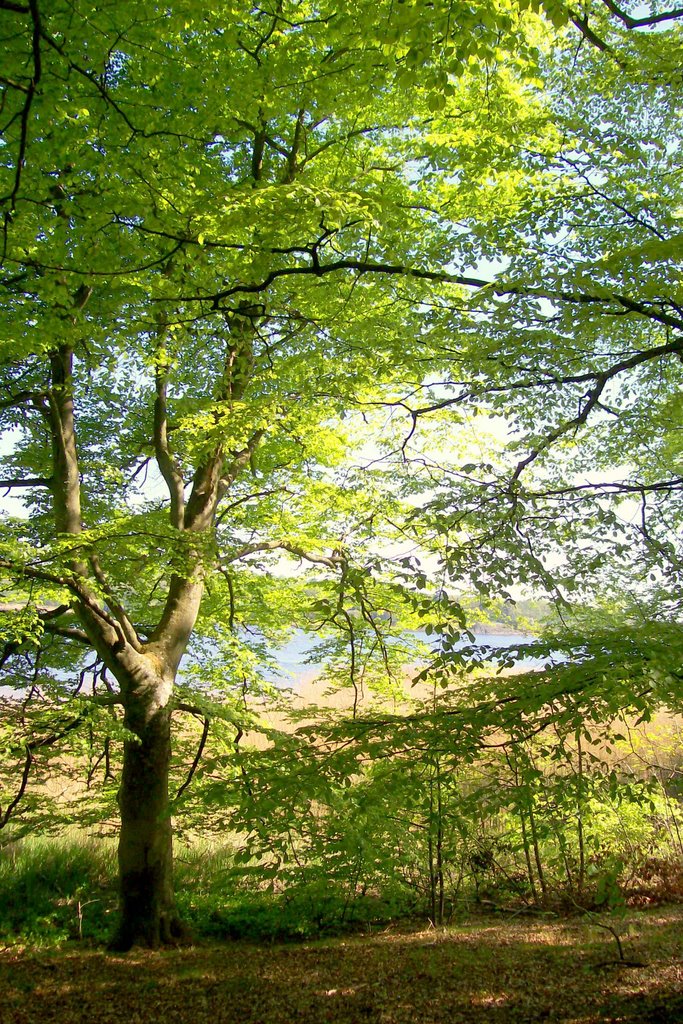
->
[0,833,117,945]
[0,835,414,945]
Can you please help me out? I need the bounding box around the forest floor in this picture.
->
[1,905,682,1024]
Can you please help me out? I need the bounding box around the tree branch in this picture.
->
[509,335,683,481]
[164,259,683,338]
[46,345,84,541]
[524,477,683,501]
[599,0,683,28]
[218,429,265,498]
[41,622,93,644]
[182,308,263,533]
[568,8,614,54]
[0,559,127,643]
[180,259,490,307]
[222,540,345,569]
[153,336,185,530]
[0,390,46,411]
[0,748,32,830]
[0,600,92,647]
[283,108,305,184]
[0,476,51,489]
[391,334,683,441]
[88,553,142,651]
[4,0,42,212]
[174,715,210,800]
[0,75,29,93]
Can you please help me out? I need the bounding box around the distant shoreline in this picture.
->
[469,622,534,636]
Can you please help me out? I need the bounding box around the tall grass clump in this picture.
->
[0,833,117,945]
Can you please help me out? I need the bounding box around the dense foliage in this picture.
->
[0,0,681,946]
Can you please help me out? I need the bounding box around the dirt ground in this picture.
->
[1,906,682,1024]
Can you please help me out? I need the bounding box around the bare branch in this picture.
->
[222,540,345,569]
[4,0,42,212]
[174,715,210,800]
[0,748,32,830]
[510,335,683,481]
[599,0,683,28]
[0,476,51,489]
[89,553,142,651]
[153,337,185,529]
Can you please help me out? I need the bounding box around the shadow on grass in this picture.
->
[1,907,681,1024]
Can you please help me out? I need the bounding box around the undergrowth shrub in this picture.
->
[174,845,416,941]
[2,755,682,949]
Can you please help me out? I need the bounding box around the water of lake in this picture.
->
[271,629,546,677]
[0,631,551,699]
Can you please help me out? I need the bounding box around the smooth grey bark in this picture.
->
[96,635,197,950]
[111,673,183,950]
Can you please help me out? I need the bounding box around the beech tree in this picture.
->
[0,0,556,947]
[2,0,680,950]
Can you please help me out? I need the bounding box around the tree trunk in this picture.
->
[109,674,186,950]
